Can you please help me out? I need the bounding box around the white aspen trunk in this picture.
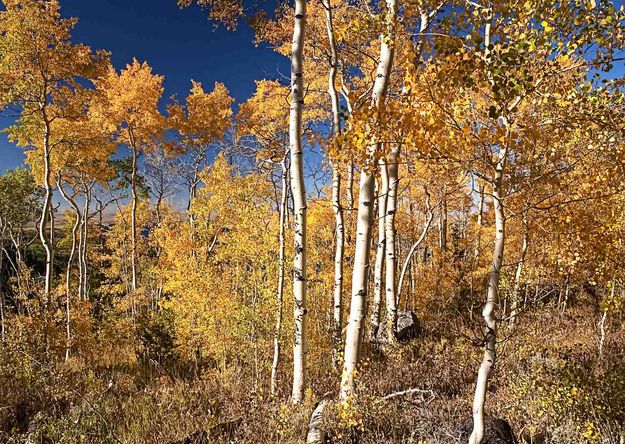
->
[344,161,355,248]
[289,0,308,404]
[509,217,529,326]
[57,178,81,362]
[40,111,54,304]
[340,0,397,401]
[8,233,25,315]
[370,170,387,340]
[473,181,485,289]
[130,145,138,294]
[470,12,502,440]
[323,0,345,359]
[331,166,344,351]
[598,279,613,359]
[271,157,288,397]
[438,190,447,253]
[470,147,506,444]
[0,239,4,341]
[560,271,571,314]
[397,192,433,304]
[340,170,375,399]
[599,309,608,359]
[80,185,91,300]
[384,147,400,340]
[187,151,204,228]
[77,206,85,301]
[346,161,354,212]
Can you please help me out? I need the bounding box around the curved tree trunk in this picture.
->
[397,190,433,305]
[289,0,308,404]
[40,114,54,305]
[57,177,81,362]
[340,0,397,401]
[470,148,506,444]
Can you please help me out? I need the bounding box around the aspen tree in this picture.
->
[383,152,399,341]
[289,0,308,404]
[0,0,105,302]
[238,80,293,397]
[91,59,165,293]
[169,81,233,226]
[340,0,397,401]
[271,154,289,396]
[370,174,387,340]
[322,0,346,363]
[57,175,81,361]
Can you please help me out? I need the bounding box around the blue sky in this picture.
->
[1,1,624,176]
[0,0,288,172]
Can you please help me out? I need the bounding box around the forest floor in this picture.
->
[1,301,624,443]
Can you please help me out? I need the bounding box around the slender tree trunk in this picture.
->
[155,194,163,226]
[9,234,25,315]
[346,162,354,212]
[475,181,485,258]
[271,157,288,397]
[370,174,387,340]
[397,191,433,304]
[0,240,4,341]
[331,166,345,352]
[598,279,614,359]
[187,152,204,228]
[438,190,447,253]
[384,146,400,340]
[470,148,507,444]
[80,184,91,300]
[509,216,529,327]
[77,207,85,301]
[340,0,397,401]
[289,0,308,404]
[560,271,571,314]
[130,145,138,294]
[40,114,54,304]
[323,0,345,361]
[599,308,608,358]
[57,178,81,362]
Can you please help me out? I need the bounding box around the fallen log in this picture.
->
[306,392,332,444]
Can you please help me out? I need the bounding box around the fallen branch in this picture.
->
[382,388,435,402]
